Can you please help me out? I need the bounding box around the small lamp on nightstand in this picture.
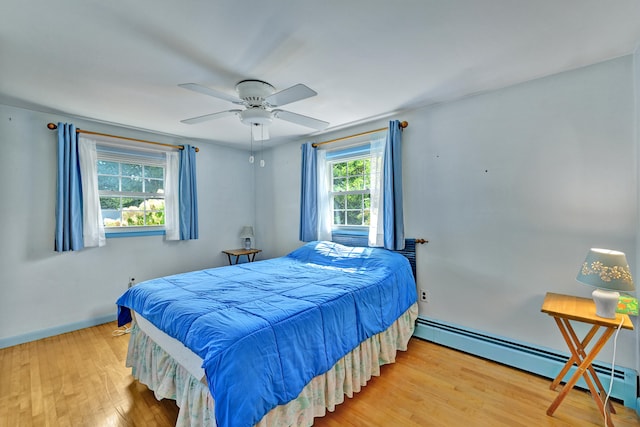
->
[576,248,635,318]
[240,226,254,250]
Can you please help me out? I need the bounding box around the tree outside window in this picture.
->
[330,157,372,228]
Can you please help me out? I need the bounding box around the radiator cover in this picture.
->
[413,316,638,409]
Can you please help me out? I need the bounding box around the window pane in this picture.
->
[333,178,346,192]
[346,210,362,225]
[144,165,163,179]
[98,176,119,191]
[145,211,165,226]
[363,194,370,209]
[347,176,364,191]
[98,160,119,175]
[333,210,345,225]
[144,198,165,211]
[348,159,364,176]
[102,210,122,227]
[332,163,346,178]
[122,197,143,209]
[122,163,142,177]
[100,196,120,210]
[122,210,145,226]
[363,209,370,225]
[333,195,345,210]
[346,194,362,209]
[144,178,163,193]
[121,177,143,192]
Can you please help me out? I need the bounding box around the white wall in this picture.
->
[258,56,639,369]
[254,144,300,258]
[0,104,254,345]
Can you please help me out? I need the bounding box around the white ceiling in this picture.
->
[2,1,640,148]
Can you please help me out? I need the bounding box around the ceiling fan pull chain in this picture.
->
[249,125,255,164]
[260,126,265,168]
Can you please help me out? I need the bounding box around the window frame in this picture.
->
[325,143,378,235]
[96,145,168,238]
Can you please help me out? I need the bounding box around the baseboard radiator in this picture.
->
[414,316,638,409]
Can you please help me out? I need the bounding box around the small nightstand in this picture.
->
[541,292,633,426]
[222,248,261,265]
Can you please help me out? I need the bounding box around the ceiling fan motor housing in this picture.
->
[235,80,275,107]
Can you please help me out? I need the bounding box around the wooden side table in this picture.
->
[541,292,633,426]
[222,248,261,265]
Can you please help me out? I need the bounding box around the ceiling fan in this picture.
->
[179,80,329,140]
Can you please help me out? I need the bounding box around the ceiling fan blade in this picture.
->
[265,84,317,107]
[179,83,244,105]
[181,109,242,125]
[272,109,329,130]
[251,124,270,141]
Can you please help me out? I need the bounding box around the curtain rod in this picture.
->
[46,123,199,152]
[312,121,408,148]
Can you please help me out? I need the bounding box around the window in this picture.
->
[96,147,166,233]
[326,143,381,233]
[330,157,371,227]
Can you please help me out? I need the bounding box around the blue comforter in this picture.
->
[117,241,416,427]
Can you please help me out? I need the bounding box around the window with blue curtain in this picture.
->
[299,120,405,250]
[54,123,199,248]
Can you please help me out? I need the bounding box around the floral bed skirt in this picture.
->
[126,303,418,427]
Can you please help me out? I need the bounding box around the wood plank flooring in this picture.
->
[0,321,638,426]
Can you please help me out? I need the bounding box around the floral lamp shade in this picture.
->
[576,248,635,318]
[240,226,254,249]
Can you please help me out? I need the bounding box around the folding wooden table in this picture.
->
[541,292,633,426]
[222,248,262,265]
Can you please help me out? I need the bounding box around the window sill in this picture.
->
[332,228,369,236]
[105,228,166,238]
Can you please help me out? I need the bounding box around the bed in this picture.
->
[117,240,418,427]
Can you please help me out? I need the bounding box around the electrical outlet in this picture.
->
[420,289,429,302]
[128,277,136,288]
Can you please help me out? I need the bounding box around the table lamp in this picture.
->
[576,248,635,318]
[240,226,254,250]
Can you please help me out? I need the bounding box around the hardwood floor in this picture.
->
[0,321,638,426]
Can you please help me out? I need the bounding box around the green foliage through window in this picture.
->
[330,157,374,227]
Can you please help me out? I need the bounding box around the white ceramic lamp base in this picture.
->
[592,288,620,319]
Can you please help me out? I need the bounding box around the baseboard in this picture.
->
[414,316,638,409]
[0,313,117,349]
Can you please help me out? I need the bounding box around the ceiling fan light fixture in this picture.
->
[239,108,273,127]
